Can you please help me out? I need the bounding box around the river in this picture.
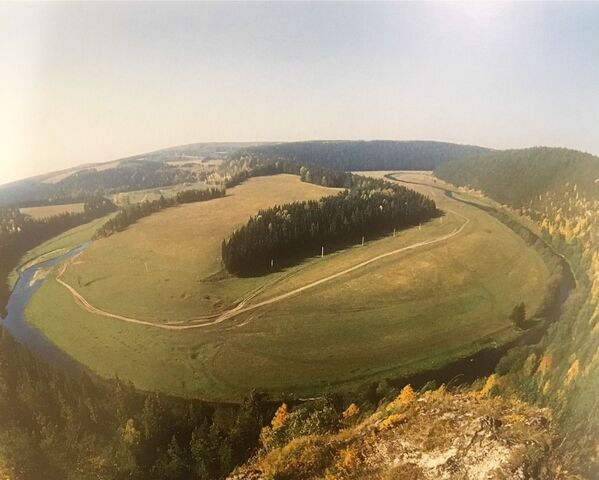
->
[1,188,576,395]
[1,244,90,373]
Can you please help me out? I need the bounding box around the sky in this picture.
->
[1,1,598,185]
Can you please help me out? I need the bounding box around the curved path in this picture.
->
[57,209,470,330]
[56,208,471,331]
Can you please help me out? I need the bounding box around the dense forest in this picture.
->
[0,326,272,480]
[0,196,117,315]
[94,188,224,239]
[436,147,599,477]
[222,177,437,275]
[232,140,490,171]
[0,323,426,480]
[435,147,599,209]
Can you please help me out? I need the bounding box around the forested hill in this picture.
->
[0,161,199,207]
[435,147,599,207]
[233,141,490,171]
[435,146,599,477]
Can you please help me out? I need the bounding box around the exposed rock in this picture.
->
[228,389,563,480]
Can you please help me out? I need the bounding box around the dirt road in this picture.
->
[56,205,470,331]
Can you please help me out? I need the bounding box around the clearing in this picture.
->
[59,174,341,322]
[20,203,85,219]
[26,172,551,400]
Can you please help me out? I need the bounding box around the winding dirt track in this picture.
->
[56,205,470,331]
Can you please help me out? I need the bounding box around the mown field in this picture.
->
[59,174,341,322]
[25,172,552,401]
[110,180,211,206]
[20,202,85,219]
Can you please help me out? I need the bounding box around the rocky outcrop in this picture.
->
[228,386,568,480]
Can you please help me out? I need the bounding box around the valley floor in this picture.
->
[24,173,551,400]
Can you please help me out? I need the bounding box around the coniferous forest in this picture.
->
[231,141,490,172]
[0,327,271,480]
[222,178,437,275]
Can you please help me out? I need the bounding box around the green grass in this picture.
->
[61,175,341,322]
[110,181,211,206]
[25,172,552,401]
[7,213,116,290]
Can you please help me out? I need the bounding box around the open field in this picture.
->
[40,160,123,184]
[62,175,342,322]
[7,213,115,290]
[25,172,552,400]
[20,203,85,219]
[110,180,213,206]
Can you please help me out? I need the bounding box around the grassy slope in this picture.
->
[7,213,116,290]
[20,203,85,219]
[61,175,341,322]
[26,173,550,400]
[110,180,210,205]
[435,147,599,208]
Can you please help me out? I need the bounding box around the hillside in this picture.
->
[229,384,560,480]
[3,146,596,478]
[234,141,491,171]
[435,147,599,208]
[435,147,599,477]
[0,142,256,207]
[23,171,553,400]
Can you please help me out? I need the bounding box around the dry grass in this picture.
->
[232,386,558,480]
[61,174,341,322]
[20,203,85,219]
[26,172,552,400]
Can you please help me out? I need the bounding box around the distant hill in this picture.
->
[0,161,198,207]
[0,140,485,207]
[0,143,262,207]
[235,140,491,171]
[116,141,268,163]
[435,147,599,207]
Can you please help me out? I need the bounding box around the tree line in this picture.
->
[223,157,353,189]
[0,196,117,315]
[231,140,490,172]
[434,147,599,209]
[0,326,274,480]
[94,188,224,239]
[0,322,401,480]
[0,161,202,208]
[222,178,437,275]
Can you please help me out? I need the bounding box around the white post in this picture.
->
[393,228,396,237]
[321,246,324,258]
[362,236,365,246]
[270,258,274,269]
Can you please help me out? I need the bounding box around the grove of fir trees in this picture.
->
[222,181,437,275]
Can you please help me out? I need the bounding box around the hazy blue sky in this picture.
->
[1,1,598,184]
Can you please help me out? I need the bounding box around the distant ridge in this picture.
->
[435,146,599,206]
[234,140,491,171]
[0,140,490,206]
